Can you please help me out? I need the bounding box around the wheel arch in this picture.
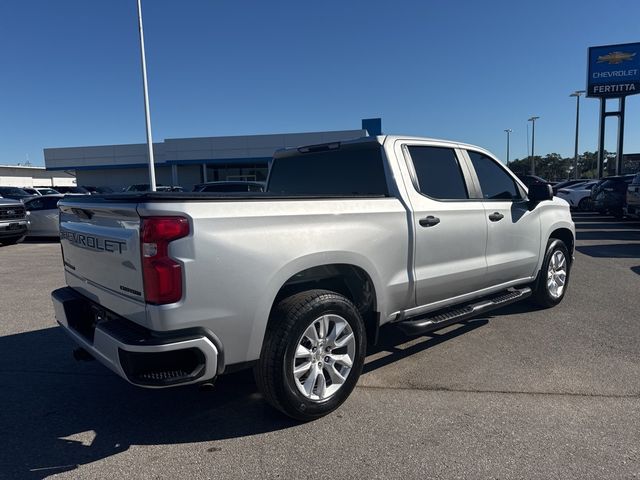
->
[549,227,575,260]
[247,254,384,361]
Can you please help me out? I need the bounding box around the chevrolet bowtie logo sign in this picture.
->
[597,51,637,65]
[588,42,640,98]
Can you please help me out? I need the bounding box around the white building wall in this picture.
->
[0,166,75,187]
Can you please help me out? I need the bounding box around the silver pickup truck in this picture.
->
[52,135,575,420]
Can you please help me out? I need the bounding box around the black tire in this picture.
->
[531,239,571,308]
[577,197,590,211]
[0,235,24,246]
[255,289,366,421]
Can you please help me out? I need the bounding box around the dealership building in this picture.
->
[43,119,381,191]
[0,165,75,188]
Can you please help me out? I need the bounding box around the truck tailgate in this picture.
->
[58,200,146,321]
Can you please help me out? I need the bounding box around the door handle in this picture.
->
[488,212,504,222]
[419,215,440,227]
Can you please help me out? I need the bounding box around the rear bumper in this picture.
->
[52,287,219,388]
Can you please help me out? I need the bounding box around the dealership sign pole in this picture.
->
[587,42,640,177]
[136,0,157,191]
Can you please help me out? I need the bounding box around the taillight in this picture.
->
[140,216,189,305]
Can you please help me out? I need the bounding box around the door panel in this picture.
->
[413,201,489,305]
[482,200,541,284]
[464,149,542,284]
[400,144,489,306]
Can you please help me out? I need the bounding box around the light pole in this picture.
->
[528,116,540,175]
[570,90,585,180]
[136,0,156,191]
[504,129,512,166]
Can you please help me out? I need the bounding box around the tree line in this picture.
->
[507,151,638,181]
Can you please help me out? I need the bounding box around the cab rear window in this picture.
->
[268,143,388,196]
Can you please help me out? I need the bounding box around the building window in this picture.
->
[205,164,268,182]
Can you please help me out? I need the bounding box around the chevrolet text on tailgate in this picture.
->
[52,136,575,421]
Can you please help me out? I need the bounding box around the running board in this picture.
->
[396,286,532,336]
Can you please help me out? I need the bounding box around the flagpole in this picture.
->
[136,0,156,191]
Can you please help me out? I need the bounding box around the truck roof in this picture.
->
[274,135,496,160]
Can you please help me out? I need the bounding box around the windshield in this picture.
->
[0,187,31,197]
[37,188,60,195]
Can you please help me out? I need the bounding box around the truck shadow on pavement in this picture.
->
[363,319,488,374]
[0,313,502,478]
[364,299,547,375]
[0,327,298,479]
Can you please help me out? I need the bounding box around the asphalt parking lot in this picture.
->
[1,213,639,479]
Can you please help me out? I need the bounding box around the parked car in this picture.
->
[0,186,36,201]
[24,195,63,237]
[0,197,27,245]
[624,173,640,218]
[192,181,265,193]
[53,135,574,421]
[592,175,635,217]
[556,181,598,211]
[552,179,591,195]
[53,186,90,195]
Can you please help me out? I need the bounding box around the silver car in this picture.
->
[24,195,63,237]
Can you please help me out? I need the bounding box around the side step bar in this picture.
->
[396,286,532,336]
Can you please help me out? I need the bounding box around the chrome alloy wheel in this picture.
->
[292,314,356,402]
[547,250,567,299]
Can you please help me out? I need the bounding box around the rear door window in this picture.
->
[406,146,469,200]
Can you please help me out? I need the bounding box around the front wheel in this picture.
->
[531,239,570,308]
[255,289,366,421]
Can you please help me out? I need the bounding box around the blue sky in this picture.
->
[1,0,639,166]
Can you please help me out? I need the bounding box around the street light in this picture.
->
[504,129,512,166]
[570,90,586,180]
[528,116,540,175]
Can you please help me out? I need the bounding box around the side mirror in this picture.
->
[528,183,553,205]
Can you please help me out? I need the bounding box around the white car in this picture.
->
[556,181,598,211]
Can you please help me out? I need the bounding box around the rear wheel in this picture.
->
[531,239,570,308]
[255,289,366,421]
